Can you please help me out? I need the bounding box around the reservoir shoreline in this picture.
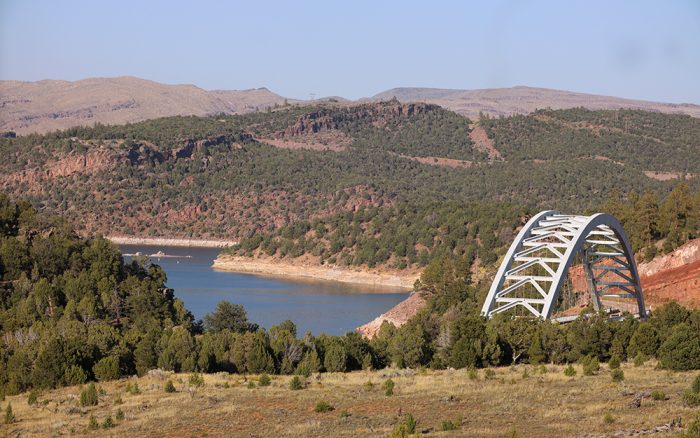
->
[213,255,418,290]
[108,236,236,248]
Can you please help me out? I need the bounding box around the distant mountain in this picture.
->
[368,86,700,120]
[0,76,289,134]
[2,77,700,135]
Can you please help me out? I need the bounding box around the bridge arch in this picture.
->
[481,211,646,319]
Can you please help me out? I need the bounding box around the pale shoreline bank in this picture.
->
[108,236,237,248]
[213,255,418,289]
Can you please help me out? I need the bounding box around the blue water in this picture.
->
[119,245,410,336]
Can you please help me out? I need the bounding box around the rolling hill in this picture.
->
[2,77,700,135]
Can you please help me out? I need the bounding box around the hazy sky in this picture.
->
[1,0,699,102]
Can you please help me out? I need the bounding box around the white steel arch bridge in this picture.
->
[481,211,646,320]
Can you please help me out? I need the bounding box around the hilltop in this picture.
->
[369,86,700,120]
[3,77,700,134]
[0,76,288,135]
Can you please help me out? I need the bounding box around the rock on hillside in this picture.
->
[368,86,700,120]
[0,76,288,134]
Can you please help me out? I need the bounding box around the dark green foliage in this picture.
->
[289,376,303,390]
[384,379,395,396]
[611,369,624,382]
[657,323,700,371]
[527,332,546,365]
[314,400,334,413]
[203,301,253,333]
[115,408,124,421]
[683,375,700,407]
[164,380,176,393]
[102,416,114,429]
[93,356,121,382]
[582,356,600,376]
[564,365,577,377]
[80,383,98,407]
[27,389,38,406]
[258,374,271,387]
[608,354,621,370]
[633,353,647,367]
[323,339,347,372]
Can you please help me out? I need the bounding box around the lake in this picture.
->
[119,245,410,336]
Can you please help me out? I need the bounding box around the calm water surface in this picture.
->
[119,245,409,336]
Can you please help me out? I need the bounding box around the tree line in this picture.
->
[1,195,698,398]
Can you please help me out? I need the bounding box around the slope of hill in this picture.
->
[369,85,700,120]
[0,76,288,134]
[3,77,700,135]
[1,103,699,248]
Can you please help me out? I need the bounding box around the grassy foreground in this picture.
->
[1,363,697,437]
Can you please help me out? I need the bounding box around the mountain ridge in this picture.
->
[2,77,700,134]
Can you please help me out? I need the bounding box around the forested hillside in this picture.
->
[1,103,698,247]
[2,195,699,400]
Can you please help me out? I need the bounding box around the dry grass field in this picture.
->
[1,362,697,437]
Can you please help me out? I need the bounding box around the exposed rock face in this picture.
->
[637,238,700,277]
[638,238,700,309]
[356,292,427,339]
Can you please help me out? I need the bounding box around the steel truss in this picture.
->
[481,211,646,319]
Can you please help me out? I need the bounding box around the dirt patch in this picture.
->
[643,170,698,181]
[259,137,347,152]
[469,125,501,160]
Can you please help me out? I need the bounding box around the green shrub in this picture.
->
[564,365,576,377]
[314,400,334,413]
[4,402,15,424]
[583,356,600,376]
[468,367,478,380]
[339,410,350,418]
[537,365,548,374]
[678,411,700,438]
[189,373,204,388]
[115,408,124,421]
[247,381,256,389]
[125,382,140,395]
[650,390,666,401]
[80,383,99,407]
[611,369,624,382]
[633,353,646,367]
[441,420,458,431]
[88,414,99,430]
[258,374,271,387]
[290,376,303,390]
[384,379,395,396]
[27,389,38,406]
[390,413,417,437]
[603,412,615,424]
[102,415,114,429]
[485,369,496,379]
[93,356,121,382]
[657,323,700,371]
[683,375,700,406]
[608,354,621,370]
[164,380,176,393]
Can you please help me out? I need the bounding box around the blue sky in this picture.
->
[1,0,698,102]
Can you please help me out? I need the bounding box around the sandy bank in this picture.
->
[213,255,418,289]
[108,236,237,248]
